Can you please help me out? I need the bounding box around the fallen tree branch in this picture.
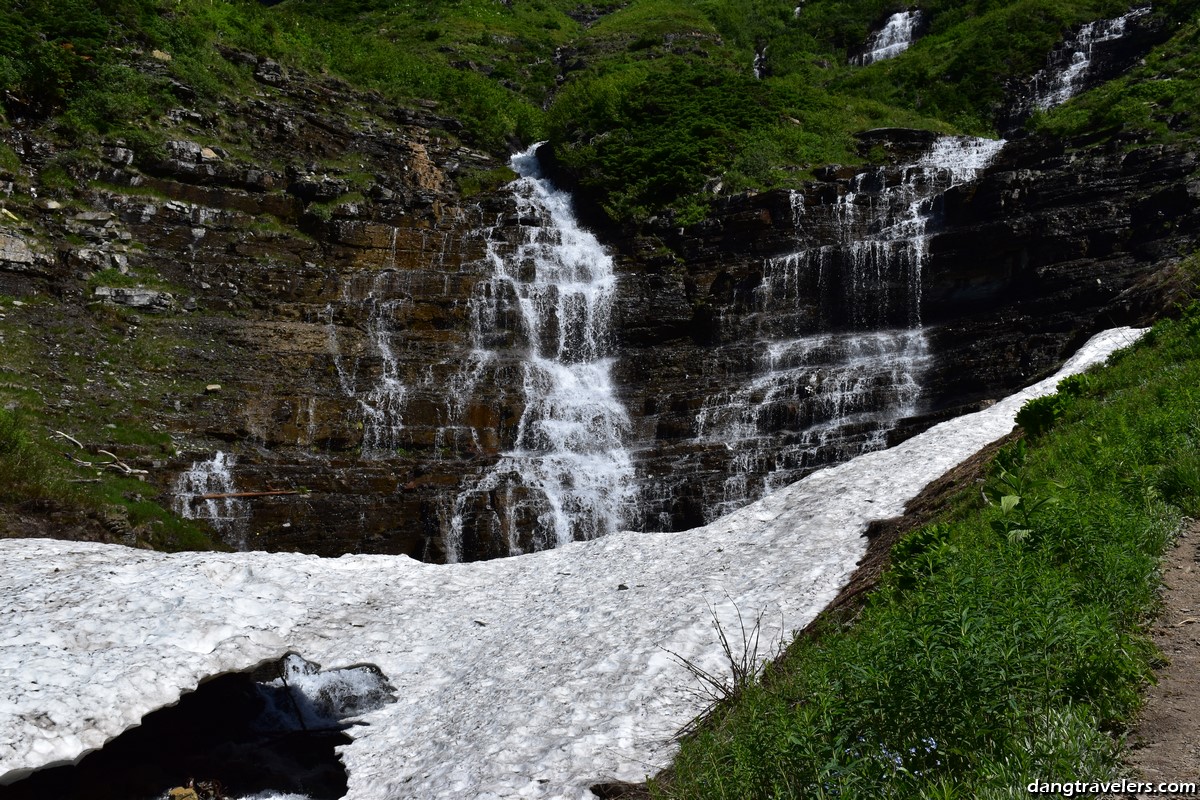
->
[195,490,300,500]
[60,450,149,475]
[52,430,85,449]
[96,449,149,475]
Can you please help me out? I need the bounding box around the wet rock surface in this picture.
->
[1,49,1197,561]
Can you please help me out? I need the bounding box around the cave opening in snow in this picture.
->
[0,654,395,800]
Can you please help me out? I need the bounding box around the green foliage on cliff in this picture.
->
[541,0,1192,220]
[0,407,56,505]
[1032,12,1200,143]
[654,313,1200,797]
[1,0,1196,217]
[0,406,218,551]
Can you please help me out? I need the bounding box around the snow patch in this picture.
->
[0,326,1145,797]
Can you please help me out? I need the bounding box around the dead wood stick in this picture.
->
[53,430,85,449]
[95,449,149,476]
[195,490,300,500]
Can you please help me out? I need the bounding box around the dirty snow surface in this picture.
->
[0,328,1144,798]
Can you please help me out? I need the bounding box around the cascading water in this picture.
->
[753,46,768,79]
[445,146,635,562]
[172,451,249,549]
[350,270,410,458]
[321,256,411,459]
[853,10,923,66]
[680,135,1006,520]
[1029,6,1152,111]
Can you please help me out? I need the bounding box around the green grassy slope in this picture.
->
[655,281,1200,798]
[4,0,1196,223]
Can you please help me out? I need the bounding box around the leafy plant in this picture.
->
[1016,393,1066,437]
[983,462,1060,544]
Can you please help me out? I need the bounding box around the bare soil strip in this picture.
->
[1120,522,1200,793]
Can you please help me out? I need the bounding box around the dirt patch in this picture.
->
[1119,521,1200,791]
[0,504,127,545]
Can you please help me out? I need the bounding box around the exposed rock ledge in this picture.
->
[0,328,1143,798]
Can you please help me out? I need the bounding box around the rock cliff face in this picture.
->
[1,53,1197,562]
[604,132,1199,533]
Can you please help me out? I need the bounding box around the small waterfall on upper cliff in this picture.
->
[445,146,635,562]
[172,451,249,549]
[852,10,924,66]
[1029,6,1152,111]
[753,46,768,79]
[674,135,1006,522]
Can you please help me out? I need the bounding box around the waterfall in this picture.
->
[853,10,923,66]
[445,145,635,562]
[355,270,409,458]
[683,135,1005,521]
[753,45,768,79]
[321,258,411,459]
[756,135,1005,331]
[1030,7,1151,111]
[695,329,930,519]
[172,451,249,549]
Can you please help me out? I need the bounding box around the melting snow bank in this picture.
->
[0,327,1145,798]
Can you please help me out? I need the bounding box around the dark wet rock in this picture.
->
[1,51,1197,563]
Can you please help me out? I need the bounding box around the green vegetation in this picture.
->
[0,406,217,551]
[0,0,550,150]
[1032,11,1200,144]
[5,0,1196,221]
[0,141,20,174]
[0,407,58,505]
[456,164,519,197]
[542,0,1197,221]
[0,295,222,552]
[655,307,1200,797]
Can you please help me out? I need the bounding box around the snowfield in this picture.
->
[0,328,1144,798]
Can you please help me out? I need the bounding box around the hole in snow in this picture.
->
[0,653,396,800]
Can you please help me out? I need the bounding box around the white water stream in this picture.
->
[853,10,923,66]
[694,135,1005,516]
[1030,6,1152,111]
[445,146,635,561]
[172,451,249,549]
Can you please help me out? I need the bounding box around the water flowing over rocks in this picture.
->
[611,133,1007,531]
[1002,6,1166,133]
[851,10,926,66]
[172,451,249,549]
[0,50,1196,561]
[445,147,635,562]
